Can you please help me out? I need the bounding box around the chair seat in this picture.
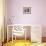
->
[13,31,25,36]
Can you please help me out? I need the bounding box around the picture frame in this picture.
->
[23,7,31,14]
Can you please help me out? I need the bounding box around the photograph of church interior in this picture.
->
[0,0,46,46]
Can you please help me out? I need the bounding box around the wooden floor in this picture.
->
[3,40,31,46]
[2,37,46,46]
[3,40,46,46]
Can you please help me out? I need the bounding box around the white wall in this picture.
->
[7,0,46,37]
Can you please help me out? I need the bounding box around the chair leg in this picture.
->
[25,31,26,43]
[15,36,16,42]
[12,33,13,43]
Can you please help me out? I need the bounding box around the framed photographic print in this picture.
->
[23,7,31,14]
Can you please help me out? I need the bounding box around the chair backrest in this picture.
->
[12,25,25,36]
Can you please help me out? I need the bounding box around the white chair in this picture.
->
[12,25,25,43]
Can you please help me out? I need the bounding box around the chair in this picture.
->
[12,25,25,43]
